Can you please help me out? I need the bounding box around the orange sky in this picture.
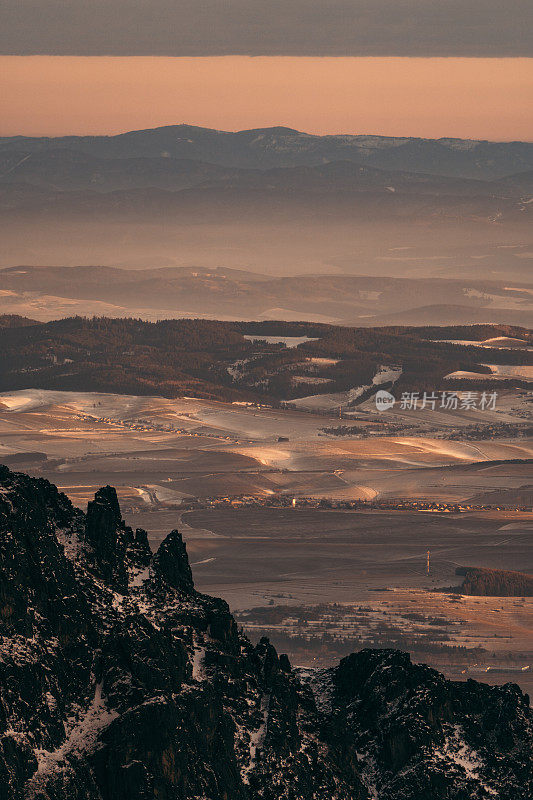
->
[2,56,532,140]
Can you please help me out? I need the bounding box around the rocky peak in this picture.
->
[328,649,532,794]
[87,485,122,527]
[0,466,88,639]
[0,466,531,800]
[254,636,281,688]
[150,528,194,593]
[0,463,76,532]
[85,485,151,593]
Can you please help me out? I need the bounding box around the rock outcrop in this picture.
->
[0,466,531,799]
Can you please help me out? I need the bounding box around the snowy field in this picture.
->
[0,388,531,514]
[243,335,319,347]
[433,336,532,350]
[284,365,403,411]
[445,364,533,380]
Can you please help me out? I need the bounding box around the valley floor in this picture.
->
[0,388,531,692]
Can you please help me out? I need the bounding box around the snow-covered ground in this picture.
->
[26,683,118,797]
[255,308,338,323]
[372,365,403,385]
[145,484,191,504]
[483,364,533,379]
[434,337,532,350]
[1,387,531,514]
[245,693,270,778]
[445,364,533,380]
[132,487,151,504]
[243,335,319,348]
[285,365,402,410]
[283,390,350,411]
[432,724,497,795]
[292,376,332,385]
[129,566,151,588]
[0,388,165,417]
[191,644,206,681]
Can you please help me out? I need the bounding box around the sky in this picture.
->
[2,56,532,140]
[2,0,532,57]
[1,1,532,140]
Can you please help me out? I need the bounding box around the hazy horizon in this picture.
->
[2,56,532,141]
[2,117,533,145]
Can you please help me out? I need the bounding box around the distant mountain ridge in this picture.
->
[2,150,509,195]
[1,125,532,281]
[1,266,532,327]
[1,127,531,244]
[1,124,533,179]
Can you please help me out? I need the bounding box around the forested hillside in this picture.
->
[456,567,533,597]
[0,317,531,402]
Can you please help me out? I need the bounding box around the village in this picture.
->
[174,493,533,514]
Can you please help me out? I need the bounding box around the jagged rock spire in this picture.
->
[85,486,134,592]
[151,529,194,593]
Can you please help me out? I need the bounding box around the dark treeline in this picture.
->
[456,567,533,597]
[0,314,38,328]
[0,316,255,401]
[0,316,530,403]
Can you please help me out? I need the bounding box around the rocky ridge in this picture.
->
[0,465,531,799]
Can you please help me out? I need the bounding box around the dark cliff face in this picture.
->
[85,485,152,593]
[0,466,531,800]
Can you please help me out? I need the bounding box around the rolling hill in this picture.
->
[1,266,532,327]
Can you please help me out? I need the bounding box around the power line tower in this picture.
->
[426,550,431,576]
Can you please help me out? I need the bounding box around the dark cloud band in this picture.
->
[1,0,532,57]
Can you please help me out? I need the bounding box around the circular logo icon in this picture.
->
[375,389,396,411]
